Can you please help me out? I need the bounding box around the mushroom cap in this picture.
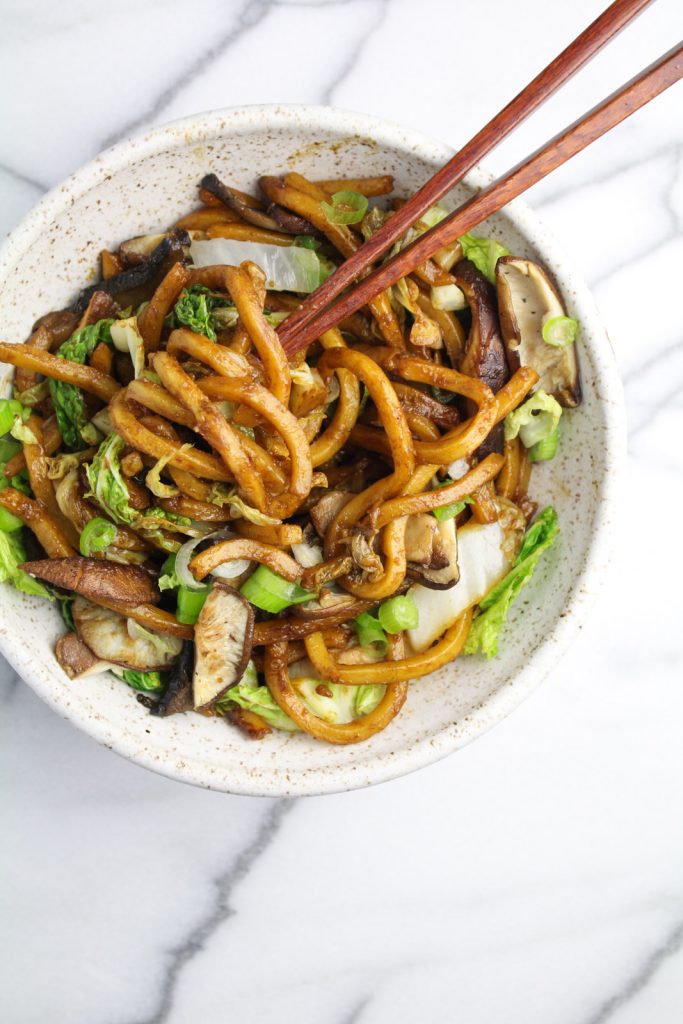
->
[496,256,581,407]
[20,557,160,607]
[72,598,183,671]
[193,584,255,710]
[55,632,108,679]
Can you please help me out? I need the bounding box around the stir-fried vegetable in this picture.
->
[458,232,510,283]
[321,190,368,225]
[240,565,315,613]
[354,611,388,652]
[528,427,560,462]
[176,584,211,625]
[542,314,579,348]
[0,439,27,532]
[217,666,299,731]
[190,238,332,292]
[85,433,138,525]
[430,283,467,311]
[168,284,237,340]
[219,661,386,730]
[378,594,419,633]
[431,480,474,523]
[79,517,116,556]
[112,668,165,692]
[50,319,113,450]
[465,507,559,658]
[504,390,562,451]
[0,398,30,436]
[110,317,145,377]
[0,530,53,599]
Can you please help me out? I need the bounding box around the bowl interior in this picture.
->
[0,106,622,795]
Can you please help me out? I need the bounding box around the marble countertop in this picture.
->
[2,1,682,1021]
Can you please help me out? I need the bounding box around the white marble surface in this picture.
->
[1,1,682,1021]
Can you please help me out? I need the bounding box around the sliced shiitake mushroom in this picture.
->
[266,203,317,235]
[78,289,120,329]
[118,233,169,266]
[309,490,353,537]
[72,597,183,670]
[72,232,188,313]
[403,514,449,567]
[455,260,510,394]
[55,632,109,679]
[151,640,194,717]
[291,593,367,620]
[454,259,510,455]
[20,557,160,606]
[406,518,459,590]
[496,256,581,407]
[193,584,254,711]
[200,173,283,231]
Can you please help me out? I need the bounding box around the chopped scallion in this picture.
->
[354,612,387,652]
[320,190,368,226]
[176,584,211,625]
[240,565,315,613]
[378,594,419,634]
[541,315,578,348]
[79,517,117,556]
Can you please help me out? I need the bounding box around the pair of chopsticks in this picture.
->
[279,0,682,357]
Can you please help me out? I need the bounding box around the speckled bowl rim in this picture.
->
[0,104,625,796]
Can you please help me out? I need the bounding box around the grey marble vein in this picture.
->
[662,143,683,234]
[588,228,680,291]
[320,0,390,105]
[122,798,294,1024]
[624,333,683,439]
[0,161,48,194]
[623,337,683,384]
[583,916,683,1024]
[535,141,683,210]
[101,0,273,151]
[628,379,683,441]
[337,994,373,1024]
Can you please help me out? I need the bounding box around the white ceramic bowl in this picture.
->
[0,105,624,796]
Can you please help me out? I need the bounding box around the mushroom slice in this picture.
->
[404,514,442,566]
[78,289,120,328]
[119,233,169,265]
[407,517,460,590]
[193,584,254,710]
[55,632,111,679]
[152,641,194,717]
[72,597,182,670]
[20,557,160,607]
[455,260,509,394]
[200,173,283,231]
[496,256,581,407]
[309,490,353,538]
[73,233,187,313]
[454,259,510,454]
[292,592,362,620]
[349,530,383,581]
[267,203,317,236]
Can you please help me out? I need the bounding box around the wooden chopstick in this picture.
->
[278,0,654,351]
[281,38,682,357]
